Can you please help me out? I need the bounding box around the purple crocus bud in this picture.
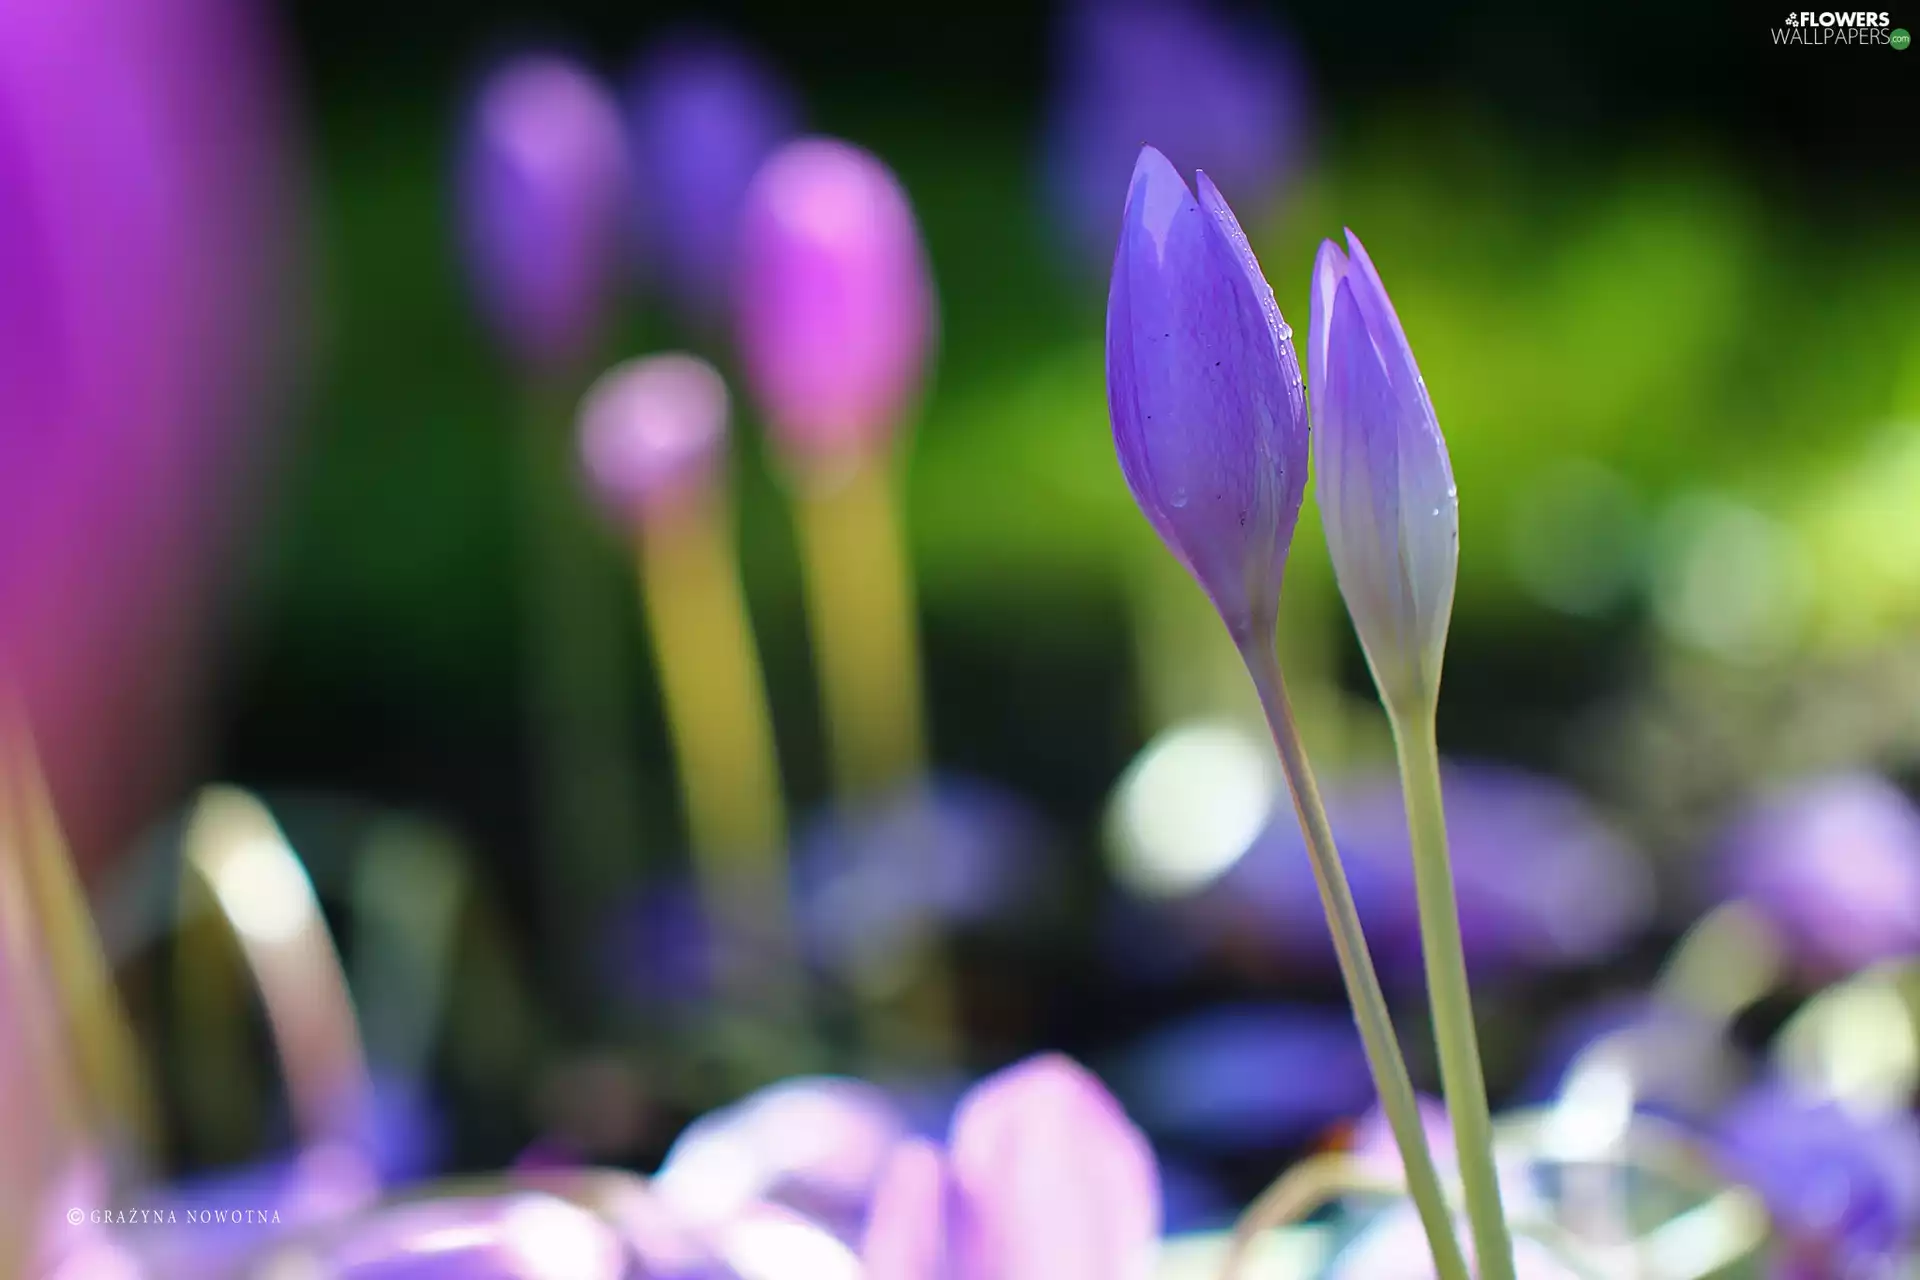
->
[460,54,630,370]
[1105,145,1309,647]
[1044,0,1311,266]
[1715,1081,1920,1278]
[1710,773,1920,982]
[1310,231,1458,712]
[862,1054,1161,1280]
[627,33,797,326]
[577,353,731,526]
[735,137,936,465]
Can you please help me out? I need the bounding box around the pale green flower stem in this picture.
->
[1239,639,1471,1280]
[1391,699,1516,1280]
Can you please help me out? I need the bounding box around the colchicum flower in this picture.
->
[576,353,732,526]
[459,54,631,370]
[862,1055,1161,1280]
[0,0,298,863]
[735,137,937,464]
[1105,145,1309,647]
[1309,231,1458,711]
[627,32,797,326]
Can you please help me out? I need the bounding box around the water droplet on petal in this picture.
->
[1170,487,1189,509]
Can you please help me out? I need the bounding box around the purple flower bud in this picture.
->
[576,353,731,525]
[1710,773,1920,981]
[735,137,936,463]
[862,1055,1161,1280]
[627,33,797,326]
[1044,0,1311,266]
[1105,146,1309,646]
[460,55,630,369]
[1310,231,1458,710]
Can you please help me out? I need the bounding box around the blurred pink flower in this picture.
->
[0,0,300,865]
[862,1054,1161,1280]
[735,137,936,465]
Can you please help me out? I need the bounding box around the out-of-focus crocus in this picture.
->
[1105,145,1309,648]
[1710,773,1920,982]
[1189,764,1651,985]
[627,32,797,327]
[736,137,936,465]
[862,1054,1161,1280]
[1045,0,1310,265]
[0,0,298,865]
[1111,1004,1372,1151]
[1715,1081,1920,1278]
[653,1076,908,1245]
[460,54,630,370]
[793,777,1045,978]
[578,354,791,1004]
[578,353,731,526]
[1309,231,1458,715]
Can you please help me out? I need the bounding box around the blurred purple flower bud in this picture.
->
[1711,773,1920,981]
[627,33,797,325]
[793,777,1046,977]
[0,0,299,863]
[1105,146,1309,646]
[1111,1005,1373,1150]
[1716,1081,1920,1278]
[862,1054,1161,1280]
[460,54,630,370]
[577,353,731,525]
[1310,232,1458,711]
[654,1076,908,1244]
[735,137,936,463]
[1044,0,1310,266]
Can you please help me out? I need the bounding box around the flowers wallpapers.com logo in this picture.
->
[1772,10,1908,43]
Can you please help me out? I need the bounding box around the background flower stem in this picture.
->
[1393,701,1517,1280]
[1240,638,1471,1280]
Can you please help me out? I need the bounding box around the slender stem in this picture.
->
[1238,640,1471,1280]
[515,379,648,1007]
[789,458,927,799]
[1392,702,1515,1280]
[633,499,794,992]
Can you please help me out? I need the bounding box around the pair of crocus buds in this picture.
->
[1107,144,1457,708]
